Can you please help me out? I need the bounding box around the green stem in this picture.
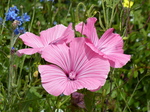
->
[106,7,109,29]
[102,0,107,29]
[46,97,53,111]
[64,3,72,21]
[75,2,86,23]
[119,8,124,31]
[8,32,16,111]
[98,11,106,31]
[29,4,36,32]
[109,6,115,28]
[52,96,61,111]
[58,96,70,108]
[123,74,150,112]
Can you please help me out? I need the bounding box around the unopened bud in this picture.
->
[12,20,20,27]
[71,92,85,109]
[20,5,23,9]
[37,21,40,26]
[33,70,39,77]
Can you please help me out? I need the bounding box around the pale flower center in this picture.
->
[68,71,76,80]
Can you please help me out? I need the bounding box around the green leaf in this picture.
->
[133,71,138,78]
[84,90,95,112]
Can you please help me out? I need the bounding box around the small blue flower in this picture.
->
[6,6,19,21]
[6,11,18,21]
[14,27,26,35]
[21,13,30,22]
[11,47,16,54]
[11,47,15,50]
[9,6,19,14]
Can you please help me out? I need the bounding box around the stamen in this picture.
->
[68,71,76,80]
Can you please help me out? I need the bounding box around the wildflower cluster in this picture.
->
[17,17,131,96]
[5,6,30,35]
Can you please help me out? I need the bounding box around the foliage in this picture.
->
[0,0,150,112]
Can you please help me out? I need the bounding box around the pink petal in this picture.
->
[90,86,102,92]
[105,53,131,68]
[70,37,97,72]
[17,48,42,56]
[77,55,110,90]
[40,25,66,45]
[97,28,123,54]
[85,38,105,56]
[63,81,79,95]
[97,28,131,68]
[19,32,44,48]
[40,24,74,45]
[77,78,102,90]
[75,17,99,46]
[38,65,67,96]
[41,44,71,73]
[51,23,74,44]
[63,78,103,95]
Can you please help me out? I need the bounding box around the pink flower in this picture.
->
[17,24,74,56]
[75,17,131,68]
[38,38,110,96]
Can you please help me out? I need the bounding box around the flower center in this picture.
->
[68,71,76,81]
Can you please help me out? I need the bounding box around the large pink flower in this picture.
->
[17,24,74,56]
[38,38,110,96]
[75,17,131,68]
